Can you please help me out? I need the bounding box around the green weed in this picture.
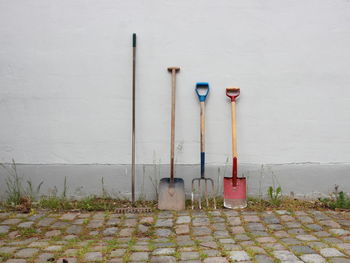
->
[1,159,23,205]
[267,185,282,207]
[0,252,11,261]
[319,185,350,210]
[39,196,73,210]
[19,227,37,237]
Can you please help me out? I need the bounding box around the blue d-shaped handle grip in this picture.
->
[195,82,209,102]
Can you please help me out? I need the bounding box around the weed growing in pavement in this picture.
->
[1,159,23,205]
[246,196,322,211]
[101,177,109,198]
[26,180,44,201]
[38,177,72,210]
[216,157,230,195]
[267,185,282,207]
[173,250,181,261]
[138,165,147,201]
[149,154,161,199]
[39,196,72,210]
[199,252,208,260]
[0,162,339,212]
[245,247,256,258]
[0,159,43,211]
[19,227,37,237]
[77,246,91,260]
[319,185,350,209]
[62,176,67,199]
[0,252,11,261]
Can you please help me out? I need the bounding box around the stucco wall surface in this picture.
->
[1,0,350,166]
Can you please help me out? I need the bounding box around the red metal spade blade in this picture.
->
[223,177,247,209]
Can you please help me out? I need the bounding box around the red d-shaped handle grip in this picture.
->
[226,87,240,102]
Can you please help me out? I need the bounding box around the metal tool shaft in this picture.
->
[131,33,136,203]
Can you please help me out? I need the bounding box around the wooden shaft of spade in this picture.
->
[231,100,237,158]
[131,33,136,203]
[168,67,180,183]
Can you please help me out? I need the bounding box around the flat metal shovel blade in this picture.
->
[223,177,247,209]
[158,178,185,211]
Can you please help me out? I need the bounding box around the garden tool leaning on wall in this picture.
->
[131,33,136,204]
[158,67,185,211]
[191,83,216,209]
[223,87,247,209]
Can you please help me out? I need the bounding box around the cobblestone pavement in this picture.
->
[0,210,350,262]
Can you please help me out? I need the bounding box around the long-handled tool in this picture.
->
[131,33,136,203]
[191,83,216,210]
[224,87,247,209]
[158,67,185,211]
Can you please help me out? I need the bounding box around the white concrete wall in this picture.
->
[1,0,350,165]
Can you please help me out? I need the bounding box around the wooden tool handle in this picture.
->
[226,87,240,186]
[200,101,205,153]
[231,100,238,186]
[170,71,176,182]
[168,67,180,182]
[231,101,237,158]
[200,101,205,178]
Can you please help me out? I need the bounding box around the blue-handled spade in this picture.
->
[191,83,216,209]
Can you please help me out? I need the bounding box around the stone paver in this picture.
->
[192,217,209,226]
[37,217,55,227]
[45,229,61,237]
[231,226,245,234]
[180,251,199,260]
[296,234,318,241]
[0,225,9,233]
[176,216,191,224]
[176,224,189,235]
[60,213,77,220]
[300,253,326,263]
[0,209,349,262]
[273,250,300,261]
[320,248,345,257]
[103,226,118,235]
[152,248,175,255]
[35,253,55,263]
[203,257,229,263]
[110,249,126,257]
[45,245,63,252]
[18,221,34,228]
[155,218,173,227]
[85,252,103,261]
[329,259,350,263]
[66,225,83,234]
[244,215,260,222]
[1,218,21,225]
[330,228,350,236]
[15,248,39,258]
[229,251,250,261]
[130,252,149,261]
[290,245,315,254]
[255,254,274,263]
[150,256,176,263]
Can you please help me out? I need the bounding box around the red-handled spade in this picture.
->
[224,87,247,209]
